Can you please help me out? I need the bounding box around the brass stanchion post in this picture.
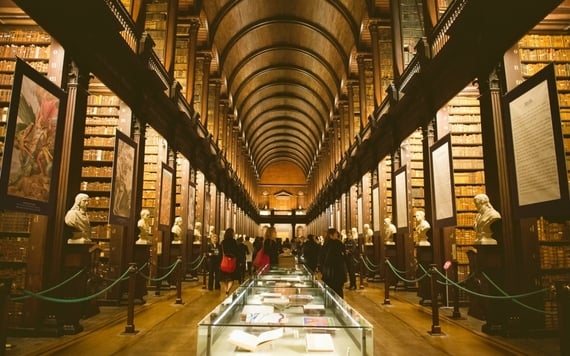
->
[175,256,183,305]
[451,260,462,319]
[383,259,391,305]
[122,263,139,334]
[202,254,207,289]
[428,264,443,335]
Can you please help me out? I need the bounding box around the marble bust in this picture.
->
[171,216,183,244]
[136,209,152,245]
[473,194,501,245]
[65,193,92,244]
[384,217,396,245]
[415,210,431,246]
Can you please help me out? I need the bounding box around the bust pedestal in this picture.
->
[469,246,507,335]
[416,246,433,305]
[169,243,183,286]
[133,244,151,304]
[384,244,397,287]
[59,243,97,334]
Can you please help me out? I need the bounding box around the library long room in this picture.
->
[0,0,569,355]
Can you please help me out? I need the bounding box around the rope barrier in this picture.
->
[11,268,86,301]
[363,255,380,269]
[14,267,133,303]
[187,254,206,271]
[187,253,204,267]
[360,256,382,273]
[385,258,429,283]
[481,271,555,315]
[138,258,181,282]
[156,259,180,270]
[385,258,416,275]
[412,264,555,315]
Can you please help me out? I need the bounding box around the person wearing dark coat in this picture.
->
[206,233,221,290]
[302,234,320,273]
[219,227,239,295]
[343,230,358,290]
[318,228,347,298]
[236,235,248,282]
[263,226,279,266]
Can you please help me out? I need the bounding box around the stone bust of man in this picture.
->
[193,221,202,244]
[363,223,374,245]
[415,210,431,246]
[171,216,183,244]
[384,217,396,245]
[473,193,501,245]
[136,209,152,245]
[65,193,92,244]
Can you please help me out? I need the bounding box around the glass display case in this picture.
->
[196,265,373,355]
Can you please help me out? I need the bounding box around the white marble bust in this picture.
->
[473,194,501,245]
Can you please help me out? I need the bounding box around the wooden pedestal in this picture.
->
[384,244,397,290]
[416,246,433,305]
[470,246,507,335]
[169,244,183,287]
[58,243,96,335]
[133,244,150,304]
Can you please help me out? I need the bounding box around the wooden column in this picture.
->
[185,18,200,103]
[368,20,383,107]
[200,53,212,127]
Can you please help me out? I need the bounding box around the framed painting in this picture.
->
[109,129,137,225]
[430,134,457,226]
[158,162,174,228]
[394,166,408,230]
[187,183,196,233]
[0,58,67,214]
[502,63,569,217]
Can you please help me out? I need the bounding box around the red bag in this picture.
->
[253,248,269,268]
[220,254,236,273]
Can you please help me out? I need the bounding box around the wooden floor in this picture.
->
[5,279,559,355]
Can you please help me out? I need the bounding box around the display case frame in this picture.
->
[196,265,373,355]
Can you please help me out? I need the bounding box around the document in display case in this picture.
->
[196,265,373,355]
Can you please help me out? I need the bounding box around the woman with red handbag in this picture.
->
[219,227,240,295]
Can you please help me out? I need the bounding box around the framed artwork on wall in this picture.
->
[109,129,137,225]
[158,162,174,228]
[0,58,67,215]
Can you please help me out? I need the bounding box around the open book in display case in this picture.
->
[196,264,373,355]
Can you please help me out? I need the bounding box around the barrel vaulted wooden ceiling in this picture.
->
[3,0,569,216]
[182,0,388,180]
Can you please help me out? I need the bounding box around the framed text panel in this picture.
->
[502,63,569,217]
[430,134,457,226]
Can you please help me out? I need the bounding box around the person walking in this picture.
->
[242,235,254,277]
[343,229,358,290]
[263,226,279,267]
[302,234,320,273]
[220,228,240,295]
[206,233,221,291]
[318,228,347,298]
[236,235,248,282]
